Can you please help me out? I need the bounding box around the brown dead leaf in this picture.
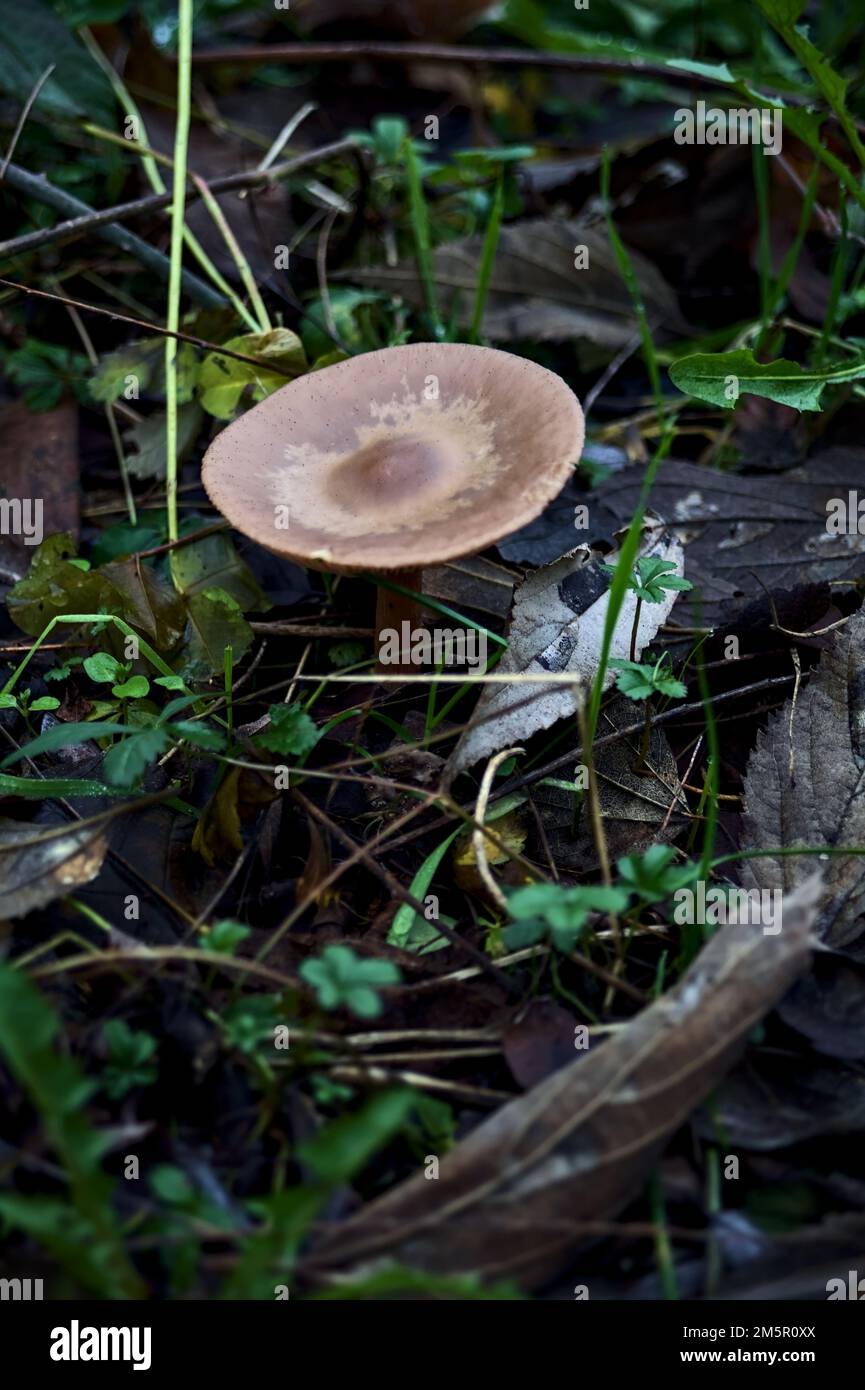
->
[302,875,821,1291]
[0,818,107,918]
[586,450,865,632]
[340,219,683,347]
[741,608,865,948]
[534,695,688,873]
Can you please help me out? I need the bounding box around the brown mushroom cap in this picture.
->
[201,342,584,573]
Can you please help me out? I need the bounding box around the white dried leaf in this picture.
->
[448,517,686,774]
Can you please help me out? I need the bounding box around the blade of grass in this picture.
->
[817,196,850,366]
[600,146,663,413]
[469,170,504,344]
[165,0,194,559]
[80,32,256,331]
[402,136,443,339]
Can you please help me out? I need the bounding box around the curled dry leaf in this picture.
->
[741,607,865,948]
[302,875,821,1292]
[0,819,108,919]
[534,694,688,873]
[587,450,865,631]
[448,517,685,775]
[341,220,683,347]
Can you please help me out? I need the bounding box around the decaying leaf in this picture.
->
[0,819,108,918]
[703,1054,865,1151]
[583,449,865,631]
[448,517,685,775]
[302,875,821,1291]
[533,695,688,872]
[341,220,683,346]
[741,608,865,948]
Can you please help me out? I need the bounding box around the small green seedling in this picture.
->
[0,686,61,729]
[617,844,697,906]
[83,652,150,701]
[102,1019,158,1100]
[606,555,693,661]
[300,945,401,1019]
[610,651,687,775]
[504,882,629,954]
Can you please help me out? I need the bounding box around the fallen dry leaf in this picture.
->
[741,607,865,948]
[302,875,821,1291]
[702,1054,865,1151]
[448,517,685,775]
[0,818,108,918]
[341,219,683,346]
[587,450,865,631]
[533,694,688,872]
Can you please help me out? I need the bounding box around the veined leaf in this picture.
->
[669,348,865,411]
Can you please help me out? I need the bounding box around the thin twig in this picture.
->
[0,140,358,260]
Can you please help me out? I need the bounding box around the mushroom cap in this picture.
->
[201,342,584,573]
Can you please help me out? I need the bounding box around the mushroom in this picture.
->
[201,342,584,670]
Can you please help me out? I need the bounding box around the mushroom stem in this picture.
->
[374,568,424,674]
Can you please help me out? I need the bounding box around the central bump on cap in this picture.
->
[326,432,460,511]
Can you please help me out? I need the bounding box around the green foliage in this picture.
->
[610,654,687,700]
[300,289,387,361]
[179,589,254,680]
[0,771,124,798]
[84,652,150,701]
[102,1019,158,1099]
[300,1089,416,1184]
[89,336,198,405]
[0,962,143,1296]
[328,640,367,669]
[669,348,865,412]
[0,687,60,716]
[0,697,225,788]
[255,703,321,759]
[197,328,307,419]
[0,719,129,768]
[617,844,697,904]
[310,1264,524,1300]
[300,945,401,1019]
[169,529,269,611]
[101,725,170,786]
[504,882,629,952]
[607,555,693,603]
[3,341,89,410]
[201,918,251,954]
[221,995,282,1055]
[7,534,186,653]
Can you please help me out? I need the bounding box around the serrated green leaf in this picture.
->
[255,703,320,759]
[101,727,170,787]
